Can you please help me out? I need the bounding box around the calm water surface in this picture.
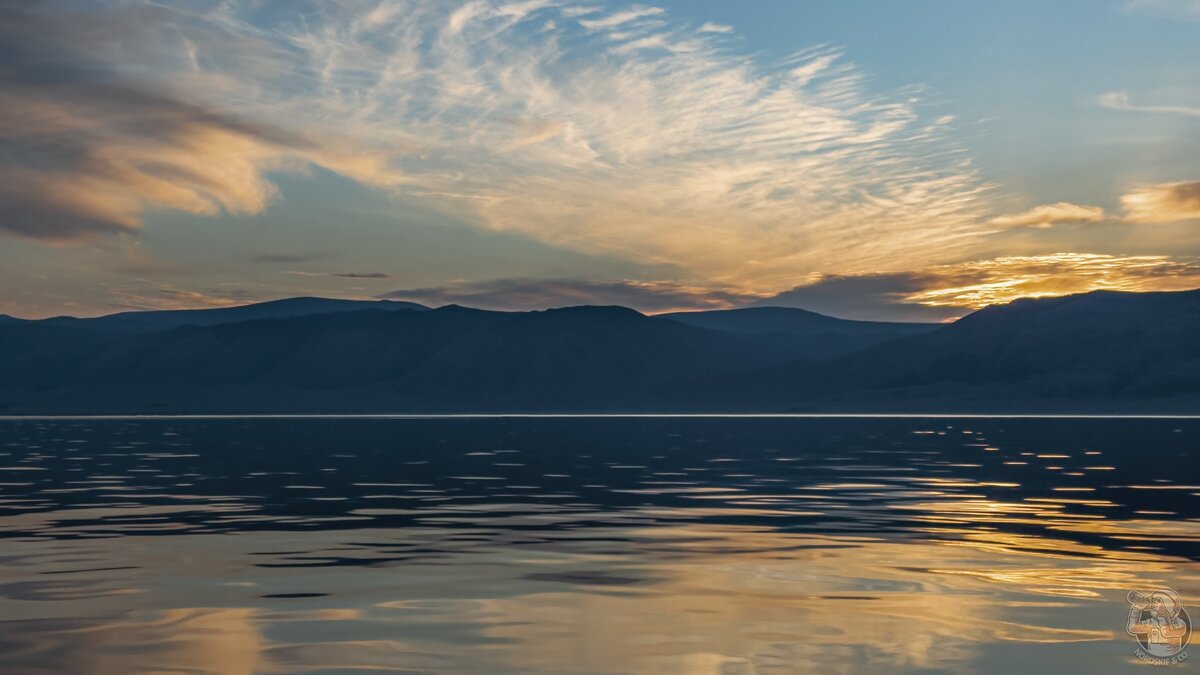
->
[0,417,1197,674]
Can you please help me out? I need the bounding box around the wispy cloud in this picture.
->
[106,284,256,312]
[382,278,759,312]
[989,202,1107,229]
[698,21,733,34]
[1121,180,1200,223]
[577,6,666,30]
[1098,91,1200,117]
[3,0,993,295]
[305,1,991,288]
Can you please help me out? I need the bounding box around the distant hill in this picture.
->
[1,290,1198,413]
[0,305,815,413]
[659,306,934,359]
[855,289,1200,402]
[30,297,429,333]
[690,289,1200,412]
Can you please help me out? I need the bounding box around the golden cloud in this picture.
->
[1120,180,1200,223]
[904,253,1200,309]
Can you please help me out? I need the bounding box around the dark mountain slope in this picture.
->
[659,306,934,337]
[853,290,1200,395]
[0,322,124,387]
[0,306,813,413]
[658,307,936,359]
[694,289,1200,411]
[395,306,802,409]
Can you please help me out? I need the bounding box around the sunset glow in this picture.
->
[1,1,1197,320]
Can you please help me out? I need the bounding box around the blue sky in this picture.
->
[668,1,1199,195]
[1,0,1198,320]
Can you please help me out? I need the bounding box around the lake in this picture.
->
[0,416,1196,674]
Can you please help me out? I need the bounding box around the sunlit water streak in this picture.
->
[0,418,1196,674]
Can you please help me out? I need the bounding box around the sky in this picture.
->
[1,0,1198,321]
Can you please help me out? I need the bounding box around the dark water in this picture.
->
[0,417,1197,674]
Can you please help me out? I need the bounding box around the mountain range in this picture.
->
[1,289,1198,413]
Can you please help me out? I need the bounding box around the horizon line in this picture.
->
[7,286,1200,324]
[2,413,1199,420]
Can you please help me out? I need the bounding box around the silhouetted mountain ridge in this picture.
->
[1,289,1198,413]
[31,297,429,333]
[687,289,1200,411]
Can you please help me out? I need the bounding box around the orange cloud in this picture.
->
[1120,180,1200,223]
[905,253,1200,309]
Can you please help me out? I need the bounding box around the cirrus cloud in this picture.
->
[2,0,993,294]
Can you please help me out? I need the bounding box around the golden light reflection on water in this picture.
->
[1,608,265,675]
[2,417,1197,674]
[1,518,1196,675]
